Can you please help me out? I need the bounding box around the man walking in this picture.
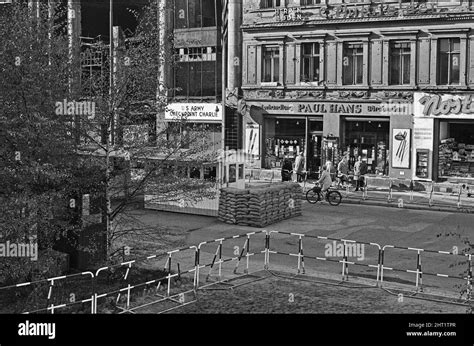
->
[337,155,349,188]
[354,156,368,191]
[294,152,305,183]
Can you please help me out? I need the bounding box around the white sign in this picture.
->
[165,103,222,122]
[245,124,259,157]
[392,129,411,169]
[414,92,474,119]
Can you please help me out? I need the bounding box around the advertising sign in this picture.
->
[245,124,260,157]
[414,92,474,119]
[392,129,411,169]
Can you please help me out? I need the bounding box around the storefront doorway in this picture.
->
[343,119,390,175]
[307,119,323,178]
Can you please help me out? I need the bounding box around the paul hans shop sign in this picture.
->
[414,92,474,119]
[258,101,411,116]
[165,103,222,122]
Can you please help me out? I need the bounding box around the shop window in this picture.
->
[262,46,280,83]
[301,43,320,83]
[389,42,411,85]
[261,0,284,8]
[343,43,363,85]
[174,0,219,29]
[438,122,474,179]
[438,38,460,85]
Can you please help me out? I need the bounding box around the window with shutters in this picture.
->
[343,43,363,85]
[389,41,411,85]
[263,46,280,83]
[438,38,460,85]
[301,43,320,82]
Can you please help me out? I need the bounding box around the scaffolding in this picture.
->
[80,35,107,98]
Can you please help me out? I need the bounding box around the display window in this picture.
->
[437,121,474,179]
[264,118,306,169]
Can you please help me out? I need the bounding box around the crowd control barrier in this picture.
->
[0,271,95,314]
[196,231,267,289]
[266,231,382,284]
[380,245,472,296]
[93,246,198,314]
[1,231,472,314]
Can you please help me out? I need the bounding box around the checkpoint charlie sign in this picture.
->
[165,103,222,122]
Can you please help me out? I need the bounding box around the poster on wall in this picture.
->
[246,124,260,157]
[392,129,411,169]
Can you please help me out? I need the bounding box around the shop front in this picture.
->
[413,92,474,183]
[244,100,411,179]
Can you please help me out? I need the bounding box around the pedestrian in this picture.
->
[281,157,293,182]
[354,156,368,191]
[294,152,305,183]
[325,160,337,183]
[337,156,349,188]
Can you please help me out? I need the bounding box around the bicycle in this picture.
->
[306,184,342,206]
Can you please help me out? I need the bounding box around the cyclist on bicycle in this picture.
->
[315,164,332,194]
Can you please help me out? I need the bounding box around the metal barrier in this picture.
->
[266,231,382,284]
[93,246,198,314]
[1,231,473,313]
[0,271,95,314]
[196,231,267,289]
[380,244,471,295]
[356,178,474,211]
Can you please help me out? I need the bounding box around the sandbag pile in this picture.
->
[218,183,302,227]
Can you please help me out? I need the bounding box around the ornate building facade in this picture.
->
[241,0,474,182]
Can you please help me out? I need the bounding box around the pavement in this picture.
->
[262,178,474,213]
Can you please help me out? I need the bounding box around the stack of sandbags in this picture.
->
[218,183,303,227]
[218,188,241,224]
[235,189,250,226]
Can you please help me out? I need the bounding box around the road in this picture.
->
[125,202,474,295]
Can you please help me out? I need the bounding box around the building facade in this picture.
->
[241,0,474,183]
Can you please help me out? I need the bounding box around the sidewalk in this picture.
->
[247,177,474,213]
